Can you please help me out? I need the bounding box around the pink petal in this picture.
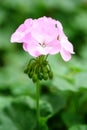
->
[60,48,71,61]
[24,18,33,28]
[22,33,33,43]
[23,43,40,57]
[11,31,24,43]
[31,16,62,43]
[11,19,33,43]
[23,42,51,56]
[48,39,61,54]
[36,46,50,55]
[23,35,41,57]
[10,24,26,43]
[17,24,26,32]
[61,39,74,54]
[58,32,74,54]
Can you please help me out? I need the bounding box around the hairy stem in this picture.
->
[36,80,40,129]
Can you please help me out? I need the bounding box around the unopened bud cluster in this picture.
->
[24,56,53,83]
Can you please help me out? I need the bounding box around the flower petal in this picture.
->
[59,32,74,54]
[10,24,26,43]
[48,39,61,54]
[11,19,33,43]
[11,31,24,43]
[23,35,41,57]
[60,48,71,61]
[31,16,62,43]
[61,39,74,54]
[23,42,40,57]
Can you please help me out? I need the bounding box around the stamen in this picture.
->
[39,43,42,46]
[42,43,46,48]
[55,24,58,28]
[39,42,47,48]
[57,35,60,40]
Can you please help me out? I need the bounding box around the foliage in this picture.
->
[0,0,87,130]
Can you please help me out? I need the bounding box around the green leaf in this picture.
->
[39,120,48,130]
[75,72,87,89]
[0,111,18,130]
[0,101,36,130]
[69,125,87,130]
[41,91,67,115]
[0,96,12,110]
[53,77,77,91]
[40,100,53,118]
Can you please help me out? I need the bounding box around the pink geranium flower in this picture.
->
[11,16,74,61]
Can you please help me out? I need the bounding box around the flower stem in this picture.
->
[36,80,40,129]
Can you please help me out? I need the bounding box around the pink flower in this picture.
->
[11,16,74,61]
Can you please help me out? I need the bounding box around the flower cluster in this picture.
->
[24,55,53,82]
[11,16,74,61]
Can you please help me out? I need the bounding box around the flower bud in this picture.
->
[32,74,38,83]
[24,56,53,82]
[43,60,48,66]
[38,73,43,80]
[42,67,48,73]
[28,70,33,78]
[24,67,28,74]
[48,71,53,79]
[43,74,48,80]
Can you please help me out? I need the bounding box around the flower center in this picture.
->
[39,42,47,48]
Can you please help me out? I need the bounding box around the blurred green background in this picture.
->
[0,0,87,130]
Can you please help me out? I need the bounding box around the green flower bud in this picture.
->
[43,74,48,80]
[28,61,36,75]
[38,73,43,80]
[32,74,37,83]
[48,71,53,79]
[43,60,48,66]
[42,67,48,73]
[24,67,28,74]
[28,71,33,78]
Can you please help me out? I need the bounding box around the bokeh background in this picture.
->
[0,0,87,130]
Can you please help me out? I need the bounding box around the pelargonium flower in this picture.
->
[11,16,74,61]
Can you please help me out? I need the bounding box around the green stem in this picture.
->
[36,80,40,129]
